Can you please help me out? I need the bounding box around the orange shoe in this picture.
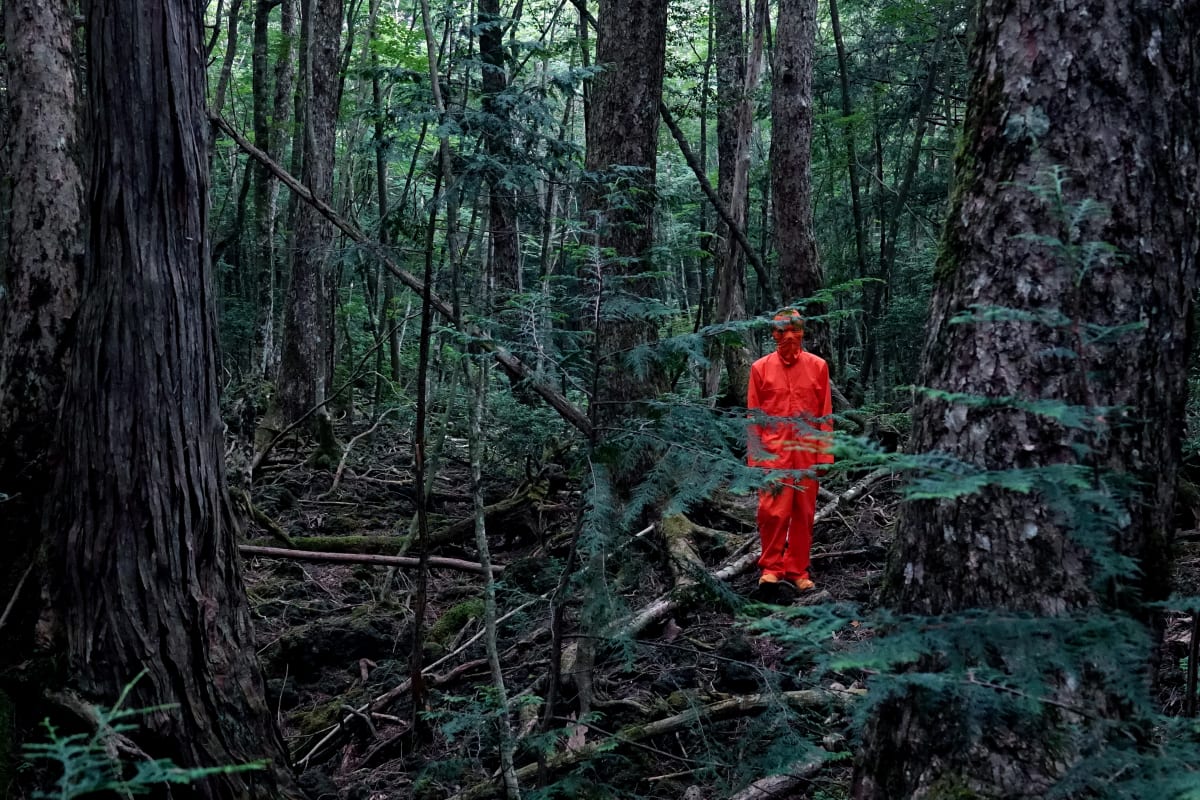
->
[758,572,782,586]
[792,576,816,592]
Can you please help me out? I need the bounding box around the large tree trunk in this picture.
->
[853,1,1200,797]
[585,0,669,431]
[44,0,299,795]
[0,0,84,768]
[770,0,825,358]
[273,0,343,443]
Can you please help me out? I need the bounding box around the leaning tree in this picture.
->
[853,0,1200,797]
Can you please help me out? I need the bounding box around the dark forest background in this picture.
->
[1,0,1199,798]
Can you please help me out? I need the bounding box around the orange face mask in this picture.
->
[772,314,804,365]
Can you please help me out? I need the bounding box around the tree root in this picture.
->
[231,487,295,547]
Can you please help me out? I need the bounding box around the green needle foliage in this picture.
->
[23,679,263,800]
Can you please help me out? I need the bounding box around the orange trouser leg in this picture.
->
[782,477,818,581]
[757,476,819,580]
[757,480,794,577]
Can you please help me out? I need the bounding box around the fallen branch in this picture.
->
[0,562,33,632]
[324,407,396,496]
[296,596,547,767]
[238,544,501,576]
[231,487,295,547]
[209,113,592,439]
[446,690,845,800]
[658,105,774,306]
[615,468,890,637]
[729,756,826,800]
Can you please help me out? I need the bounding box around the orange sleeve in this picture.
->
[816,360,834,465]
[747,361,767,466]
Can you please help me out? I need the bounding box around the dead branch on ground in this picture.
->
[238,545,501,576]
[445,690,846,800]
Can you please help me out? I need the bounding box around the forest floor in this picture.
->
[237,417,1200,800]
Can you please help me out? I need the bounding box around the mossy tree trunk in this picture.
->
[853,1,1200,797]
[43,0,300,795]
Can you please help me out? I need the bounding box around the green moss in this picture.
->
[306,414,343,470]
[291,697,347,736]
[426,599,484,653]
[926,773,979,800]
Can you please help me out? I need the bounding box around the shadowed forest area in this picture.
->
[1,0,1200,798]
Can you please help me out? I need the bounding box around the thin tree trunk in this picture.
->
[481,0,521,294]
[828,0,867,294]
[252,0,282,377]
[858,41,942,388]
[693,0,713,316]
[213,0,246,116]
[467,356,520,799]
[706,0,765,401]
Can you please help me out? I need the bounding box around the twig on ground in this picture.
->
[324,408,397,497]
[0,563,34,632]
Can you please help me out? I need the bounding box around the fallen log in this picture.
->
[238,544,501,576]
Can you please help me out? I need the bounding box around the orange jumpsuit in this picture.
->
[747,348,833,582]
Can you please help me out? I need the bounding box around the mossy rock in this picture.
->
[263,611,400,681]
[425,599,484,655]
[291,697,349,737]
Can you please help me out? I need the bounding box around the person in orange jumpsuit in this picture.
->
[747,311,833,592]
